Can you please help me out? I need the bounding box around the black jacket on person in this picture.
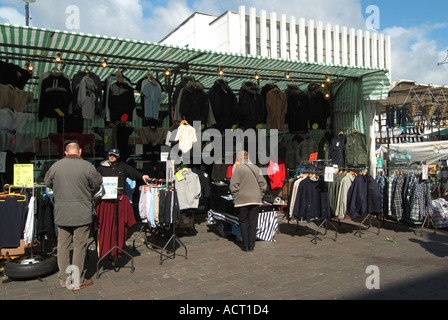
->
[97,160,144,191]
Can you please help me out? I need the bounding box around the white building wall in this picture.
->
[160,5,392,72]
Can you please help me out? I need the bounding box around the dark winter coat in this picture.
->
[38,74,72,120]
[307,83,330,130]
[238,81,266,129]
[346,174,381,219]
[108,81,136,122]
[266,87,288,131]
[179,80,210,125]
[329,134,346,168]
[292,176,331,222]
[285,85,309,133]
[208,79,238,132]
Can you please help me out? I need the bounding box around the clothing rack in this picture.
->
[339,167,381,238]
[136,178,188,265]
[287,169,338,244]
[96,187,135,278]
[380,166,435,236]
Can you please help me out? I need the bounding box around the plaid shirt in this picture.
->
[410,182,430,221]
[387,173,397,217]
[376,172,387,216]
[392,175,405,220]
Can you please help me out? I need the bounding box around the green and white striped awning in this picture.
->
[0,23,390,101]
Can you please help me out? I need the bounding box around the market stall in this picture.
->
[0,22,392,271]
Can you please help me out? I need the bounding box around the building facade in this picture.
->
[160,5,392,73]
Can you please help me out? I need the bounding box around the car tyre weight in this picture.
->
[3,254,58,280]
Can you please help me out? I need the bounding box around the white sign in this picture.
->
[160,152,169,162]
[102,176,118,199]
[324,166,334,182]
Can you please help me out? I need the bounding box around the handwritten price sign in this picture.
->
[14,164,34,187]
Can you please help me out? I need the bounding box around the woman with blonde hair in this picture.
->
[230,150,267,251]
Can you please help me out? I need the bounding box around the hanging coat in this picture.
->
[266,87,288,131]
[285,84,309,133]
[238,81,266,130]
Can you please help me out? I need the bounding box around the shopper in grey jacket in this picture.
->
[230,151,267,251]
[44,142,102,291]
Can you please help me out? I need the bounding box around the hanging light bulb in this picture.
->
[324,92,331,100]
[26,61,35,74]
[285,71,291,81]
[100,59,108,68]
[254,72,260,81]
[55,52,63,64]
[218,66,224,78]
[164,68,172,78]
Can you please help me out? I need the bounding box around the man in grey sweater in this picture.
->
[229,151,267,251]
[45,142,102,290]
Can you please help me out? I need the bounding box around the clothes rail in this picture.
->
[96,186,135,278]
[287,170,338,244]
[331,167,381,238]
[135,178,187,265]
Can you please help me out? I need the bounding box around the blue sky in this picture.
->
[0,0,447,85]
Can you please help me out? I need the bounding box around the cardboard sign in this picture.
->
[102,176,118,199]
[309,152,318,162]
[14,164,34,187]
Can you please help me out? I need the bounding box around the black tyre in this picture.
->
[3,254,58,279]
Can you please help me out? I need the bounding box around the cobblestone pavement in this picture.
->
[1,212,448,305]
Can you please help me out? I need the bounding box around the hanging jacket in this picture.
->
[179,80,211,125]
[108,81,136,122]
[0,61,32,90]
[329,134,346,168]
[38,73,72,121]
[266,87,288,131]
[346,174,381,219]
[285,84,309,133]
[238,81,266,129]
[307,83,330,130]
[72,70,102,118]
[174,169,202,210]
[345,131,368,167]
[267,160,286,189]
[292,176,331,222]
[208,79,238,132]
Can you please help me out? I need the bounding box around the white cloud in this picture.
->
[385,24,448,85]
[0,7,25,25]
[144,0,195,42]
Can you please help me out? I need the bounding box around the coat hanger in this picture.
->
[51,66,60,75]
